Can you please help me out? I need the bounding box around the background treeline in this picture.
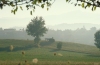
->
[0,27,98,45]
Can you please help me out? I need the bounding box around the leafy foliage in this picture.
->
[26,16,48,47]
[48,37,55,43]
[94,30,100,50]
[0,0,53,14]
[57,42,62,50]
[67,0,100,11]
[0,0,100,15]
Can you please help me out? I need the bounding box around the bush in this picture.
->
[48,38,55,43]
[57,42,62,50]
[94,30,100,50]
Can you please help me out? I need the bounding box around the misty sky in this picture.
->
[0,0,100,28]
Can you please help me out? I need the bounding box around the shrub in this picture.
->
[57,42,62,50]
[48,38,55,43]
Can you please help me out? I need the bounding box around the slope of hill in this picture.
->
[0,39,99,55]
[0,39,100,62]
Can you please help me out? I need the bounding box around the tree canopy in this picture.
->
[26,16,48,47]
[0,0,100,15]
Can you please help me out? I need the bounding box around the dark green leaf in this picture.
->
[78,4,81,6]
[32,0,37,4]
[18,0,20,2]
[0,4,3,9]
[92,6,94,11]
[15,6,18,11]
[11,10,13,13]
[38,0,41,3]
[47,8,49,11]
[66,0,68,2]
[82,3,84,8]
[30,11,32,15]
[20,6,23,10]
[13,10,16,15]
[34,6,35,9]
[41,4,44,8]
[94,6,96,10]
[87,3,91,7]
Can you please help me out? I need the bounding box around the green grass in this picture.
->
[0,48,100,62]
[0,61,100,65]
[0,39,100,64]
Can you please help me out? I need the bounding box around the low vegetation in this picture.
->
[0,61,100,65]
[57,42,62,50]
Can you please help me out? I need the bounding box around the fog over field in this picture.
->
[0,23,98,46]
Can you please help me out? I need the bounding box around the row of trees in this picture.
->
[44,27,96,45]
[0,26,97,45]
[0,23,99,46]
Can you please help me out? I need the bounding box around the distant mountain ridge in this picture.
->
[46,23,100,30]
[6,23,100,31]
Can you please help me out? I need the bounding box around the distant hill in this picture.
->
[10,23,100,31]
[46,23,100,30]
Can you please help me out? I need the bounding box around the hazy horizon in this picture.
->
[0,23,100,31]
[1,0,100,28]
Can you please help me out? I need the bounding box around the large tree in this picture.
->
[94,30,100,50]
[26,16,48,47]
[0,0,99,15]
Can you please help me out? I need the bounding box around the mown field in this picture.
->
[0,39,100,65]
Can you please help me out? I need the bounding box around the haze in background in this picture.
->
[0,0,100,29]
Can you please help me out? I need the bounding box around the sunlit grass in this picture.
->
[0,39,100,65]
[0,47,100,62]
[0,61,100,65]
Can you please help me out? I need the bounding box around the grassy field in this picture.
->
[0,39,100,65]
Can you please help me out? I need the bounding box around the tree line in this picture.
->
[0,26,98,45]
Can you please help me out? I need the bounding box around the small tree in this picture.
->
[57,42,62,50]
[94,30,100,50]
[26,16,48,47]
